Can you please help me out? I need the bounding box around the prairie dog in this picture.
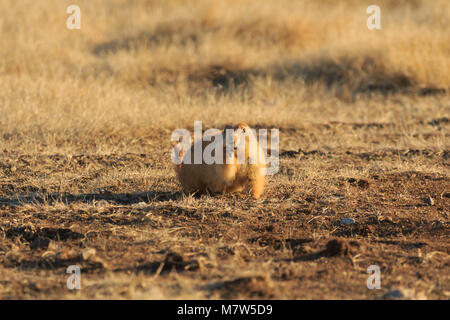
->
[174,122,266,199]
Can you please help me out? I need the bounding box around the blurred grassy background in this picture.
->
[0,0,448,153]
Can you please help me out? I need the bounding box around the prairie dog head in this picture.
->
[223,122,249,150]
[230,122,251,149]
[223,122,265,166]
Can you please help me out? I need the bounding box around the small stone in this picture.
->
[135,202,147,208]
[95,200,109,207]
[384,289,404,300]
[81,248,97,261]
[339,218,355,225]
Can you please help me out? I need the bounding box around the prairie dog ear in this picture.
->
[235,122,251,135]
[171,134,189,147]
[235,122,250,129]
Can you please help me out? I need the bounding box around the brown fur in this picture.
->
[174,122,266,199]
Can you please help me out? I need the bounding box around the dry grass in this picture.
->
[0,0,449,299]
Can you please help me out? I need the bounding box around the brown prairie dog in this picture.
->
[174,122,266,199]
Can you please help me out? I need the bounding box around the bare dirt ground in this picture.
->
[0,0,449,299]
[1,121,448,299]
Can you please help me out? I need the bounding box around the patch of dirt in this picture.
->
[0,122,448,299]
